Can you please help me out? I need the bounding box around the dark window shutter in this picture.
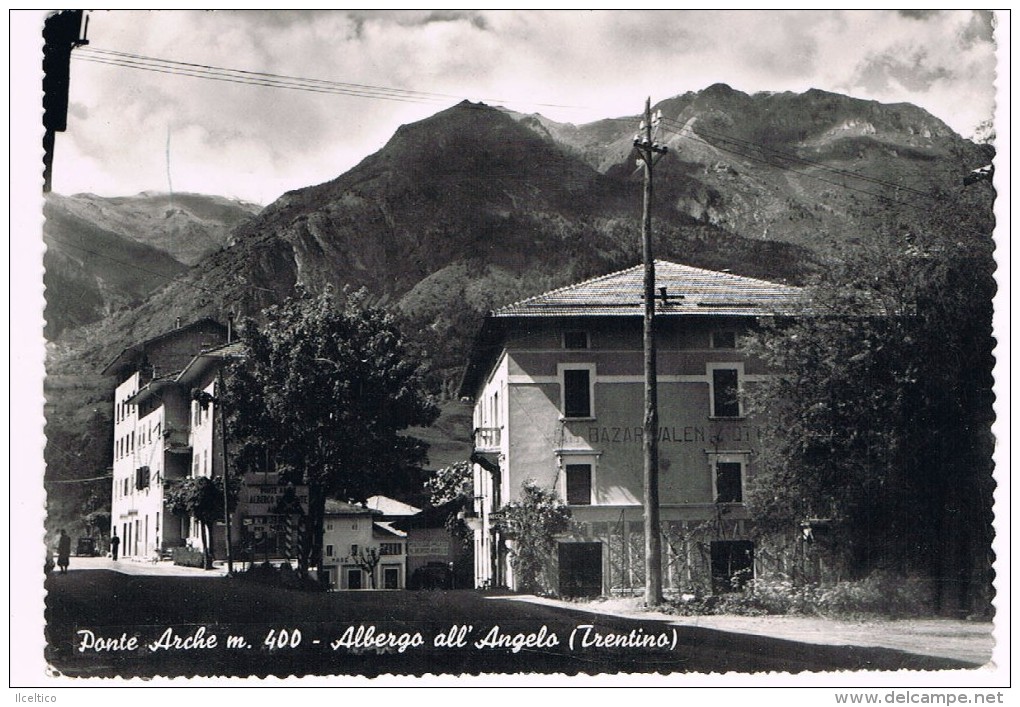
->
[566,464,592,505]
[713,368,740,417]
[563,369,591,418]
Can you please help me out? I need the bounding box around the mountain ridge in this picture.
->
[42,85,994,539]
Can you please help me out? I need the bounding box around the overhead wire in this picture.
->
[63,46,990,294]
[75,53,450,106]
[74,46,585,111]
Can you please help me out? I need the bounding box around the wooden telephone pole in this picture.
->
[634,97,668,606]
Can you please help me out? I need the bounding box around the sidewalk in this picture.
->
[57,555,228,577]
[499,595,996,667]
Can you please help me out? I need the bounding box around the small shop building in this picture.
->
[321,499,408,590]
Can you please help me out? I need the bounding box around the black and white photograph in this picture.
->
[12,9,1009,694]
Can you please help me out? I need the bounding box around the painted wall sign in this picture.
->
[407,540,451,557]
[585,425,764,444]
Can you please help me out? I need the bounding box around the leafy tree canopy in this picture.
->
[425,460,473,507]
[743,182,995,612]
[226,286,440,500]
[493,480,572,593]
[224,287,440,575]
[165,475,239,568]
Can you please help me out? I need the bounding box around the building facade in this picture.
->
[105,319,228,559]
[322,499,408,590]
[460,261,803,596]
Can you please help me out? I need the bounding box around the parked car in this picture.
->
[409,562,453,590]
[75,537,98,557]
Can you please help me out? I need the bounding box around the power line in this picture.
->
[49,474,113,484]
[74,46,584,111]
[75,53,448,106]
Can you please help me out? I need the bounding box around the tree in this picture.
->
[424,460,474,530]
[225,287,440,579]
[347,547,382,589]
[82,489,110,539]
[743,182,995,614]
[165,475,239,569]
[492,480,572,593]
[425,460,473,507]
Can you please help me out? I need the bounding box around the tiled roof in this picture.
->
[101,318,226,375]
[373,521,407,539]
[175,340,247,386]
[494,261,803,318]
[197,341,248,359]
[366,495,422,517]
[324,499,380,516]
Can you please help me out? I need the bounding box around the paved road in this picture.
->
[44,569,981,679]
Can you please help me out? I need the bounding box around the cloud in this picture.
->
[49,10,1000,203]
[898,10,943,21]
[852,47,954,94]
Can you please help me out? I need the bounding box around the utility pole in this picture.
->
[193,371,235,574]
[634,97,668,606]
[217,368,235,575]
[42,10,89,192]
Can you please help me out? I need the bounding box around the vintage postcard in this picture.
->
[12,9,1009,694]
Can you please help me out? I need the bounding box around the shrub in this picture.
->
[663,571,934,618]
[236,560,322,591]
[814,572,934,618]
[172,546,206,568]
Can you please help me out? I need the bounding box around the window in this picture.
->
[325,522,334,531]
[135,466,150,490]
[565,464,592,505]
[710,453,748,504]
[715,462,743,503]
[350,544,359,557]
[382,566,400,590]
[380,543,402,556]
[563,331,589,349]
[560,364,595,419]
[711,367,741,418]
[711,330,737,349]
[325,545,334,557]
[558,451,599,506]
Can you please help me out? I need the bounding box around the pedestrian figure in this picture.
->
[110,532,120,561]
[57,529,71,574]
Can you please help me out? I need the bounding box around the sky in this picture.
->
[9,10,1011,686]
[30,10,1003,206]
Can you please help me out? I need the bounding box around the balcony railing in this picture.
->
[472,427,501,452]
